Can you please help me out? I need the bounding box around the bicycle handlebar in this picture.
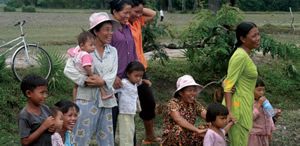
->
[14,20,26,27]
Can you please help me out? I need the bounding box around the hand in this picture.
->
[85,75,105,87]
[196,129,208,137]
[228,112,237,124]
[113,76,123,89]
[41,116,55,130]
[258,96,266,105]
[142,79,152,87]
[48,125,56,133]
[274,108,281,118]
[231,86,236,94]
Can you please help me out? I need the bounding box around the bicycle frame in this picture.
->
[0,21,33,65]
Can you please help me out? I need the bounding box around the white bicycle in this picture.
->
[0,20,52,81]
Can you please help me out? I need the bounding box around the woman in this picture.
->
[55,100,79,146]
[162,75,208,145]
[127,0,160,144]
[108,0,138,139]
[64,12,119,145]
[223,22,259,145]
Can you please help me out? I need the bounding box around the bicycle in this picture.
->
[0,20,52,81]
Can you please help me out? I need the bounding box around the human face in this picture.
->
[241,27,260,49]
[129,4,143,22]
[54,111,64,130]
[80,37,96,53]
[254,86,265,101]
[212,115,228,129]
[178,86,197,104]
[26,86,48,106]
[127,70,144,84]
[62,107,78,131]
[113,4,131,24]
[94,22,114,45]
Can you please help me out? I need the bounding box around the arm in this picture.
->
[21,117,54,145]
[84,66,93,77]
[170,111,207,135]
[143,8,157,23]
[224,121,234,134]
[224,92,235,123]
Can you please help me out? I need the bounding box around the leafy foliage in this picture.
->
[3,6,16,12]
[21,5,35,12]
[142,0,169,65]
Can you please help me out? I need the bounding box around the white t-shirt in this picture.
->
[114,78,142,114]
[160,10,164,16]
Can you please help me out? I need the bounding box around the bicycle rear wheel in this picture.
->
[12,44,52,81]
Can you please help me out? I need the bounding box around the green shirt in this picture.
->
[223,48,258,130]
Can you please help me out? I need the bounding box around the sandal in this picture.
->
[142,137,162,144]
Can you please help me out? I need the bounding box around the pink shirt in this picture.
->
[68,47,93,75]
[249,100,275,136]
[203,128,226,146]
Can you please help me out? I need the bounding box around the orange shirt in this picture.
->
[127,16,147,68]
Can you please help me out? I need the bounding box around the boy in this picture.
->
[18,74,55,145]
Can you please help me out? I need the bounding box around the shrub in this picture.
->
[3,6,16,12]
[22,6,36,12]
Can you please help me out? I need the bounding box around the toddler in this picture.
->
[18,74,54,146]
[248,77,280,146]
[68,31,112,102]
[50,106,64,146]
[204,102,234,146]
[114,61,151,146]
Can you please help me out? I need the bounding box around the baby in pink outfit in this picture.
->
[68,31,112,102]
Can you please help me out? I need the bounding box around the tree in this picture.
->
[208,0,221,13]
[193,0,198,13]
[168,0,173,12]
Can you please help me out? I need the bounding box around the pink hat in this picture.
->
[89,12,119,32]
[173,75,203,97]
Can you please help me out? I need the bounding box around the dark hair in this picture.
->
[20,74,48,97]
[126,61,145,74]
[110,0,133,15]
[230,21,257,57]
[132,0,146,7]
[256,77,265,88]
[206,102,229,122]
[55,100,79,114]
[90,21,113,36]
[49,106,61,118]
[77,31,95,46]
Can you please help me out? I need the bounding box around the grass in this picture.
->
[0,8,299,145]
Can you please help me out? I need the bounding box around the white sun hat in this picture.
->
[89,12,120,32]
[173,75,203,97]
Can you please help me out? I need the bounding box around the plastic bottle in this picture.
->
[261,97,276,117]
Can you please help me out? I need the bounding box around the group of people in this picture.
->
[17,0,281,146]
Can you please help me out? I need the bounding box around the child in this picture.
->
[114,61,151,146]
[68,31,112,103]
[18,74,55,146]
[49,106,64,146]
[204,102,234,146]
[55,100,79,146]
[248,77,280,146]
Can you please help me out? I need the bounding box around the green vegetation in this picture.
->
[21,5,35,12]
[3,5,15,11]
[0,8,299,145]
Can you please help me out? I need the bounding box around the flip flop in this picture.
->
[142,137,162,144]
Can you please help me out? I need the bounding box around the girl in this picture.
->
[204,102,234,146]
[55,100,79,146]
[49,106,64,146]
[248,77,280,146]
[68,31,112,102]
[114,61,151,146]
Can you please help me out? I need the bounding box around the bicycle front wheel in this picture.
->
[12,44,52,81]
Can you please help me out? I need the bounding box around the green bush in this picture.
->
[22,6,36,12]
[3,6,16,12]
